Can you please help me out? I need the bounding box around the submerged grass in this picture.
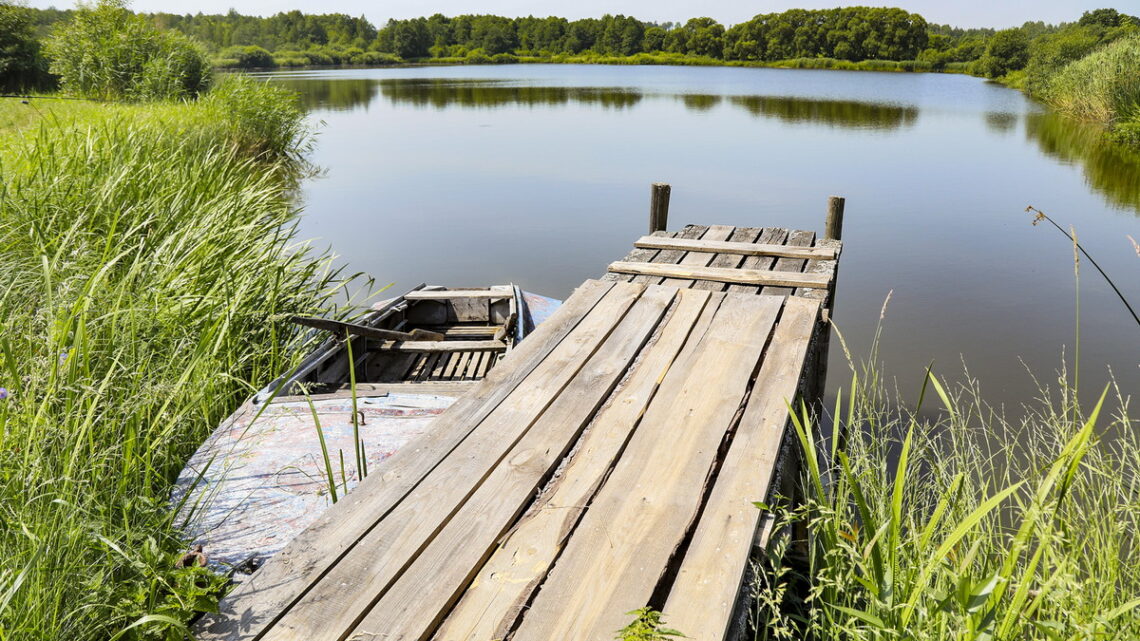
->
[0,79,341,640]
[752,343,1140,639]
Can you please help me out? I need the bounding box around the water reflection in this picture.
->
[378,79,644,110]
[679,94,722,111]
[270,74,1140,215]
[728,95,918,129]
[983,111,1018,135]
[1026,111,1140,212]
[273,78,375,111]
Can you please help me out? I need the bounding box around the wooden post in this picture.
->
[824,195,845,241]
[649,183,671,234]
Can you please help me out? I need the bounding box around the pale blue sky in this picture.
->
[24,0,1140,29]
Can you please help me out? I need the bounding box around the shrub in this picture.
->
[1040,35,1140,125]
[218,44,275,69]
[44,0,210,100]
[0,2,51,91]
[490,52,518,64]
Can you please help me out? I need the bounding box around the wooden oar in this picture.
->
[291,316,446,342]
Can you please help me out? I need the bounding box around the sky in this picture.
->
[22,0,1140,29]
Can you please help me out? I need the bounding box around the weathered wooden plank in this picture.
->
[662,296,821,640]
[271,382,477,403]
[727,227,788,294]
[403,290,513,300]
[607,261,830,289]
[419,325,502,338]
[600,229,675,283]
[433,288,720,641]
[373,340,506,353]
[193,280,619,641]
[760,229,816,298]
[510,293,785,641]
[253,283,647,641]
[634,236,839,260]
[631,225,707,285]
[691,227,763,292]
[349,286,680,641]
[659,224,735,288]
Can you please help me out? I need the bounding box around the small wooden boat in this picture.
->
[173,285,560,575]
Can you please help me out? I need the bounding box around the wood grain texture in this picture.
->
[631,225,707,285]
[403,291,513,300]
[607,261,830,288]
[659,224,735,288]
[727,227,788,294]
[510,293,785,641]
[634,236,838,260]
[193,280,618,641]
[349,286,679,641]
[691,227,762,292]
[258,282,646,641]
[662,296,821,640]
[432,288,719,641]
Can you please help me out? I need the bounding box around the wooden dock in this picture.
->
[194,210,843,641]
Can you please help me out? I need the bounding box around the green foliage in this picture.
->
[1038,35,1140,127]
[752,366,1140,640]
[44,0,210,100]
[615,608,686,641]
[0,78,335,641]
[218,44,274,68]
[974,28,1030,78]
[723,7,928,62]
[0,1,49,91]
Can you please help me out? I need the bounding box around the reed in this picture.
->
[751,357,1140,640]
[0,80,342,640]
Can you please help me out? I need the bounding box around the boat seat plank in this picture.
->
[373,340,506,352]
[403,290,512,300]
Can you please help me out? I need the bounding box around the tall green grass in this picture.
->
[752,361,1140,640]
[0,78,340,640]
[1039,35,1140,144]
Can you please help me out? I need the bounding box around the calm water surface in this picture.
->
[262,64,1140,407]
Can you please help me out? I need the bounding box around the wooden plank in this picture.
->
[691,227,763,292]
[419,325,502,338]
[659,224,735,288]
[252,282,647,641]
[450,351,472,380]
[760,229,816,297]
[373,340,506,353]
[727,227,788,294]
[600,229,672,283]
[430,352,451,380]
[662,296,821,640]
[291,316,445,342]
[510,293,785,641]
[442,350,462,379]
[347,286,680,641]
[404,290,513,300]
[607,261,830,289]
[634,236,839,260]
[435,287,720,641]
[632,225,707,285]
[270,382,477,403]
[193,280,618,641]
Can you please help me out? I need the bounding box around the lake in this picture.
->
[261,64,1140,407]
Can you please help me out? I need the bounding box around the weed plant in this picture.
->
[0,78,340,640]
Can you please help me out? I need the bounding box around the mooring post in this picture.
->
[824,195,846,240]
[649,182,671,234]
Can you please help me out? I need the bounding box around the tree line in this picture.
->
[2,3,1137,88]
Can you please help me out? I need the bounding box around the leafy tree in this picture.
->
[0,0,48,91]
[974,27,1029,77]
[45,0,210,100]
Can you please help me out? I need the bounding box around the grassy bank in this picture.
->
[0,78,338,640]
[1033,35,1140,146]
[752,357,1140,639]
